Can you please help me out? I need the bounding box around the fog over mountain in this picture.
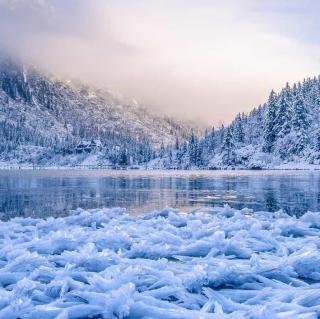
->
[1,0,320,124]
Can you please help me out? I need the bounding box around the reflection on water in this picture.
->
[0,170,319,220]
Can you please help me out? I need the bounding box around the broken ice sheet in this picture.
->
[0,205,319,318]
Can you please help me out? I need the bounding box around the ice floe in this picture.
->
[0,206,320,318]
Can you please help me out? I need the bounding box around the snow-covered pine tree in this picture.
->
[290,91,310,155]
[221,127,235,166]
[188,131,198,167]
[263,90,278,153]
[209,126,216,152]
[317,130,320,152]
[174,137,180,150]
[119,148,128,166]
[160,76,320,168]
[274,83,292,138]
[232,114,245,144]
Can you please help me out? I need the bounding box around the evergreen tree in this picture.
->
[263,90,278,152]
[205,126,216,152]
[274,84,292,138]
[315,129,320,153]
[119,148,128,166]
[174,137,180,150]
[175,142,184,167]
[221,128,235,166]
[218,124,225,148]
[291,91,310,155]
[233,114,245,144]
[316,129,320,157]
[159,142,165,157]
[292,92,309,132]
[188,131,198,166]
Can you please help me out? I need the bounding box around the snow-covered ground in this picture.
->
[0,160,320,170]
[272,162,320,170]
[0,206,320,318]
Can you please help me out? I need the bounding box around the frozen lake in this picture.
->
[0,169,319,220]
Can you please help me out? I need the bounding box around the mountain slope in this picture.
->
[155,76,320,169]
[0,57,192,166]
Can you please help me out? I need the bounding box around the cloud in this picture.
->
[0,0,319,125]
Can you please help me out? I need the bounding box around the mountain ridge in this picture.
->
[0,56,194,166]
[1,55,319,169]
[154,76,320,169]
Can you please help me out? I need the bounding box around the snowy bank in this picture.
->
[0,206,320,318]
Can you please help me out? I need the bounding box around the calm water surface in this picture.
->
[0,169,319,220]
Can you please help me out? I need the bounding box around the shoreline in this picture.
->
[0,165,319,171]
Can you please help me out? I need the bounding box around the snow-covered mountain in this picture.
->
[155,77,320,169]
[2,55,319,169]
[0,57,192,166]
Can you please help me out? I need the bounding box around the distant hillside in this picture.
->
[0,57,192,167]
[154,77,320,169]
[1,55,319,170]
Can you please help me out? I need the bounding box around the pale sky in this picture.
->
[0,0,320,125]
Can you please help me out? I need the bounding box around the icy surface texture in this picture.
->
[0,206,320,318]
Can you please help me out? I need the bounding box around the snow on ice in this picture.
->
[0,206,320,318]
